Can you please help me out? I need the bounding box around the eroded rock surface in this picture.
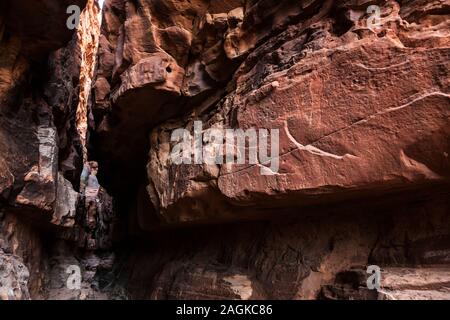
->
[120,190,450,299]
[0,251,30,300]
[90,0,449,300]
[144,0,450,224]
[0,0,119,300]
[0,0,449,300]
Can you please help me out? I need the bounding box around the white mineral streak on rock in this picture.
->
[37,126,58,181]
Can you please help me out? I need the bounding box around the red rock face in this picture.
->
[123,191,450,299]
[143,0,450,223]
[1,0,88,217]
[90,0,449,300]
[0,0,117,300]
[0,0,449,300]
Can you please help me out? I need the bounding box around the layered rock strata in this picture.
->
[0,0,449,300]
[0,0,117,299]
[91,0,450,299]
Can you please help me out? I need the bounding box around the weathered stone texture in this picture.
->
[0,0,449,300]
[0,0,117,300]
[91,0,449,300]
[144,0,450,224]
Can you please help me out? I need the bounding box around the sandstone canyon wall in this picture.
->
[1,0,450,300]
[0,0,118,300]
